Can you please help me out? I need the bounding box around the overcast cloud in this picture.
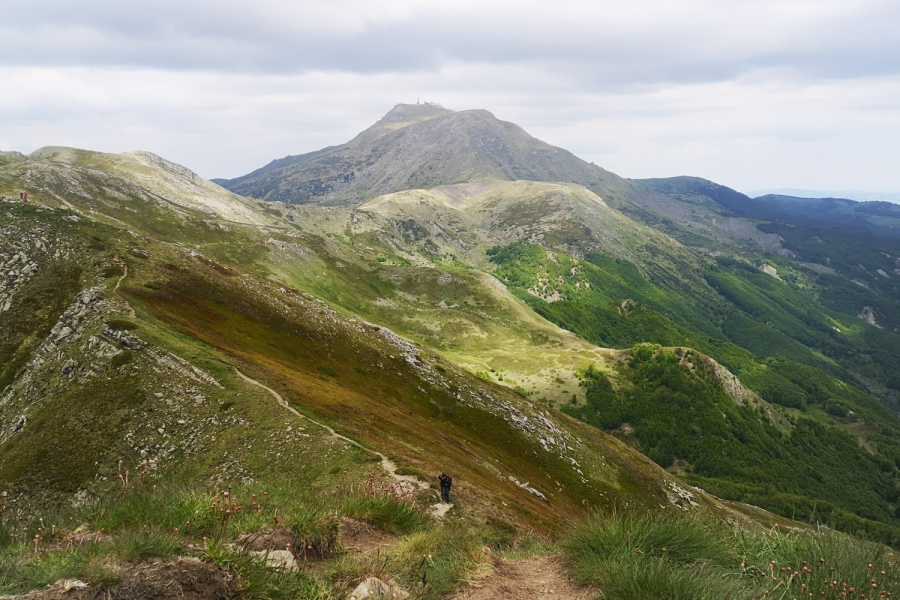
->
[2,0,899,195]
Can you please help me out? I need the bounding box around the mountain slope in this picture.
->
[2,149,770,597]
[4,149,685,523]
[217,103,636,207]
[217,105,899,539]
[356,180,693,271]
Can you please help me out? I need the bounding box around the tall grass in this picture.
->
[342,496,426,536]
[564,511,898,600]
[564,512,746,600]
[388,526,483,600]
[734,525,899,599]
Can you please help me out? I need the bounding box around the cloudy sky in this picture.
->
[2,0,899,196]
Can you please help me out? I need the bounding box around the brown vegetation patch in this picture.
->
[339,517,397,555]
[11,558,236,600]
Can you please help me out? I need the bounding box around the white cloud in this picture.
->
[0,1,898,193]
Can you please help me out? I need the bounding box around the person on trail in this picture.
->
[438,472,453,503]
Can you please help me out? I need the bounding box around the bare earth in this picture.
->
[452,556,594,600]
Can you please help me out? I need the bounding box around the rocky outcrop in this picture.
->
[0,215,73,315]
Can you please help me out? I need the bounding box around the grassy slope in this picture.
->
[263,229,619,406]
[249,187,900,544]
[122,250,675,531]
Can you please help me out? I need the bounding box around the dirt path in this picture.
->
[430,502,453,519]
[110,262,138,318]
[113,263,128,292]
[234,368,436,499]
[452,556,593,600]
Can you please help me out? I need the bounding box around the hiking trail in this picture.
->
[451,555,592,600]
[234,368,450,512]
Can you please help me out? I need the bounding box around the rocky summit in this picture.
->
[1,105,899,599]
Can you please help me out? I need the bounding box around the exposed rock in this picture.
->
[760,263,781,279]
[858,306,881,328]
[348,577,409,600]
[617,298,637,317]
[249,549,298,571]
[664,480,700,511]
[430,502,453,519]
[236,527,295,554]
[507,476,548,501]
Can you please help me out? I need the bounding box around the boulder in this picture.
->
[250,549,297,571]
[348,577,409,600]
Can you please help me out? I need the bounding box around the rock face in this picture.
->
[348,577,409,600]
[859,305,881,328]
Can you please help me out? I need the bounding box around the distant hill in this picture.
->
[636,177,900,334]
[753,188,900,204]
[750,194,900,236]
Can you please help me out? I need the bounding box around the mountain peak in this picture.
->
[380,102,452,123]
[218,103,627,205]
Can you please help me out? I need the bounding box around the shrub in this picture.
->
[287,508,340,561]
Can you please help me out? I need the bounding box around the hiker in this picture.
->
[438,472,453,503]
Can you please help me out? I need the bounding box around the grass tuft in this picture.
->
[343,497,426,536]
[110,528,182,561]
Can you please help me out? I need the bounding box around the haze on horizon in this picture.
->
[1,0,899,200]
